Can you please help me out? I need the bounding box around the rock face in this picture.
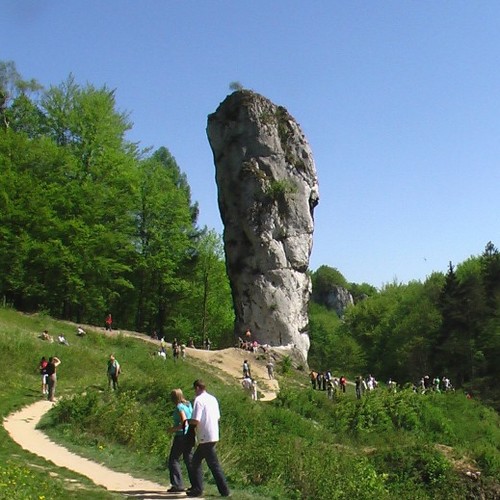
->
[207,90,319,365]
[324,286,354,318]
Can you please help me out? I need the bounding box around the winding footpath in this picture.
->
[4,329,278,498]
[4,400,186,499]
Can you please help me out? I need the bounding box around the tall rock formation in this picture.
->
[207,90,319,364]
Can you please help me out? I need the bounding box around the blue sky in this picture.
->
[3,1,500,287]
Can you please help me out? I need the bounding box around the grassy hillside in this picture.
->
[1,307,499,499]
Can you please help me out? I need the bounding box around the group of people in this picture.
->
[167,380,230,497]
[237,328,270,354]
[241,375,258,400]
[310,371,382,400]
[37,327,86,401]
[154,335,220,360]
[35,323,274,497]
[355,374,379,399]
[38,352,121,401]
[415,375,454,394]
[309,369,456,402]
[310,370,348,394]
[38,330,69,345]
[156,337,187,360]
[240,357,275,400]
[39,326,89,345]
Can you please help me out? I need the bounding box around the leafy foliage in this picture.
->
[0,62,234,348]
[311,246,500,409]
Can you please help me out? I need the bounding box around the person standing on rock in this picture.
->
[167,388,194,493]
[46,356,61,402]
[187,379,230,498]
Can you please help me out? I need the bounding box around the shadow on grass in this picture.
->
[119,490,186,499]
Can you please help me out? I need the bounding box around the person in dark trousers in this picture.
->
[187,379,230,497]
[107,354,121,390]
[105,313,113,331]
[46,356,61,402]
[167,388,194,493]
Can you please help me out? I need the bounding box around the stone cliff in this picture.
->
[207,90,319,364]
[323,286,354,318]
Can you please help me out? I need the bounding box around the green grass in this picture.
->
[1,307,500,499]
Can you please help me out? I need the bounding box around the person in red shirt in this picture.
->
[105,313,113,331]
[340,376,347,393]
[39,356,48,395]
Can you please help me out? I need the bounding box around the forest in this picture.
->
[2,61,500,411]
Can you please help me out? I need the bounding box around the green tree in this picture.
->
[0,60,42,129]
[0,71,140,323]
[434,263,473,385]
[134,149,196,336]
[190,229,234,347]
[348,281,378,302]
[41,77,139,323]
[308,302,365,373]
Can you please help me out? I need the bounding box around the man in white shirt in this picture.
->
[241,375,253,396]
[187,379,230,497]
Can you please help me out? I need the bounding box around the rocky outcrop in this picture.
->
[323,286,354,317]
[207,90,319,365]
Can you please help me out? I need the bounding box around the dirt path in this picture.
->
[182,346,279,401]
[3,400,178,499]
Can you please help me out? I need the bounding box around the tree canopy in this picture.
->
[0,61,233,347]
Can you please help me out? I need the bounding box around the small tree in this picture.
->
[229,81,244,92]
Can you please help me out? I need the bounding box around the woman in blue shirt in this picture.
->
[167,388,194,493]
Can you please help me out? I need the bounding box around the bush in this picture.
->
[374,442,454,496]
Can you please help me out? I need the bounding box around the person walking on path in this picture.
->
[105,313,113,331]
[187,379,230,497]
[107,354,121,390]
[241,375,253,397]
[172,338,180,362]
[242,360,251,378]
[167,388,194,493]
[251,378,258,401]
[266,359,274,380]
[46,356,61,402]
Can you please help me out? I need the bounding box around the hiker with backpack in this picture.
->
[107,354,121,390]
